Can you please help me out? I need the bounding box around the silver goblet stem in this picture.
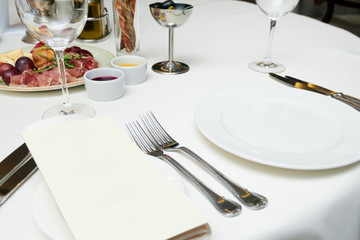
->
[168,27,174,64]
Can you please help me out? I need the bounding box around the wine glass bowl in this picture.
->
[16,0,87,49]
[249,0,299,73]
[257,0,300,20]
[149,3,193,74]
[15,0,95,119]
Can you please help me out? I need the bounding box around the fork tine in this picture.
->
[125,122,147,152]
[126,121,154,153]
[133,120,159,150]
[145,111,175,144]
[140,112,166,146]
[148,111,175,142]
[125,123,137,144]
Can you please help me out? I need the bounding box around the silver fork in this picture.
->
[139,111,268,210]
[125,121,242,217]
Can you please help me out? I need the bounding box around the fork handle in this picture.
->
[160,154,241,217]
[175,146,268,210]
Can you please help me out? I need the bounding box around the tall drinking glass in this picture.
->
[15,0,96,119]
[249,0,299,73]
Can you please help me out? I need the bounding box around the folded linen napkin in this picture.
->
[22,116,211,240]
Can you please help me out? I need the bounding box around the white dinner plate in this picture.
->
[0,44,113,92]
[194,85,360,170]
[32,159,184,240]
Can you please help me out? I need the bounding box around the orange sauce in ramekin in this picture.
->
[118,64,139,67]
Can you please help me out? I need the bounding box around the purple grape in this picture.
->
[0,63,16,75]
[15,56,35,74]
[1,68,18,85]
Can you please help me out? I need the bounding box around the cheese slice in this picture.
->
[0,48,23,61]
[0,56,15,65]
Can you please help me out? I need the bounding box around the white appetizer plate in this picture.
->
[194,85,360,170]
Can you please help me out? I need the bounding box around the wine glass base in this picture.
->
[249,61,285,73]
[42,103,96,120]
[152,61,189,75]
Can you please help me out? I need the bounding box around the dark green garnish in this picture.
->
[32,64,56,73]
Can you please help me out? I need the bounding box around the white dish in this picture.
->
[110,55,147,85]
[194,85,360,170]
[32,159,184,240]
[0,45,114,92]
[84,68,125,101]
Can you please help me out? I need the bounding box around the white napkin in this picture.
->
[22,116,210,240]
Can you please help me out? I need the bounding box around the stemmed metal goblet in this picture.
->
[149,3,193,74]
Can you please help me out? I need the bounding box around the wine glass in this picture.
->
[15,0,96,119]
[149,3,193,74]
[249,0,299,73]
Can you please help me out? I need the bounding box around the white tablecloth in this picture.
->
[1,0,360,239]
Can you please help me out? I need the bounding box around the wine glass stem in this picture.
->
[168,27,174,63]
[54,49,74,115]
[264,19,277,65]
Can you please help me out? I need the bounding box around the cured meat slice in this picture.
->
[19,71,39,87]
[66,56,99,78]
[9,75,22,86]
[9,54,98,87]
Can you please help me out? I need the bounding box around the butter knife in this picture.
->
[0,158,37,206]
[0,144,38,206]
[269,73,360,111]
[0,143,32,185]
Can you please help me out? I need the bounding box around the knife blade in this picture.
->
[0,157,38,206]
[0,143,32,185]
[269,73,360,111]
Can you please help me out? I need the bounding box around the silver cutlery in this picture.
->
[0,145,37,206]
[269,73,360,111]
[0,143,32,185]
[139,112,268,210]
[126,121,242,217]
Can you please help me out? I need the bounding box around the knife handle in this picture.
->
[341,94,360,106]
[0,143,30,183]
[0,152,32,186]
[0,158,38,206]
[331,93,360,111]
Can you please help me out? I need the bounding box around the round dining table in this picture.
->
[1,0,360,239]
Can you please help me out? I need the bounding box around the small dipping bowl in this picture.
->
[84,68,125,101]
[111,56,147,85]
